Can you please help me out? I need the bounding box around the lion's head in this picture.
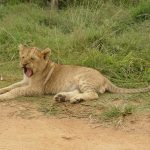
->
[19,44,51,78]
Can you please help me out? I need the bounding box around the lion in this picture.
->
[0,44,149,103]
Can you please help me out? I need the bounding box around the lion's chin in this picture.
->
[23,67,33,77]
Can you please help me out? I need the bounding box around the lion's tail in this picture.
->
[106,80,150,94]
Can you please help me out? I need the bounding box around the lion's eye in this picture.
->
[31,57,35,60]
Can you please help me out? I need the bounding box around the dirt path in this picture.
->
[0,101,150,150]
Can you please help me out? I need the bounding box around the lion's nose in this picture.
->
[22,63,28,68]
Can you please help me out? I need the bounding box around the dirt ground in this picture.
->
[0,101,150,150]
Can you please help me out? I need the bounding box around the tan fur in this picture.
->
[0,44,149,103]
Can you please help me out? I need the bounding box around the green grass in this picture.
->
[0,2,149,83]
[0,1,150,123]
[131,1,150,22]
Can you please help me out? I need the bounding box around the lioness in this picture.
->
[0,44,149,103]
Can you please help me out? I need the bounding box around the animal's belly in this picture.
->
[45,80,78,94]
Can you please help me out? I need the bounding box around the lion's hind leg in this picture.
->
[69,80,99,103]
[54,90,98,104]
[69,91,98,104]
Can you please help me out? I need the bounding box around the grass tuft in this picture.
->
[101,104,135,121]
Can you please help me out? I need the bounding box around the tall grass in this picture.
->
[0,1,149,86]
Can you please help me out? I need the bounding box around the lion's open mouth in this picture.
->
[23,67,33,77]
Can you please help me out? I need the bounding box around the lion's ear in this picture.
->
[18,44,24,51]
[42,48,51,60]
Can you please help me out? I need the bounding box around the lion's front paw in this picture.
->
[0,93,15,101]
[54,94,67,102]
[0,89,8,94]
[0,94,7,101]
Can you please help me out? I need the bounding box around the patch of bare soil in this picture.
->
[0,101,150,150]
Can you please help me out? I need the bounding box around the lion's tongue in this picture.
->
[25,68,33,77]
